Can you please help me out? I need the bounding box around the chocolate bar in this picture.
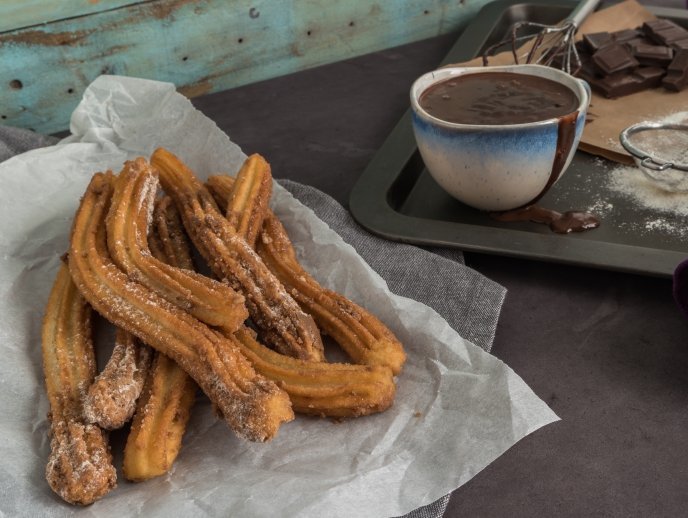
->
[594,67,665,98]
[633,43,674,67]
[575,19,688,97]
[612,29,642,43]
[662,49,688,91]
[642,19,688,45]
[584,32,614,52]
[592,43,639,75]
[672,39,688,51]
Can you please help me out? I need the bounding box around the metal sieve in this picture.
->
[619,122,688,193]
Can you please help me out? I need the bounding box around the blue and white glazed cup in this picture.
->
[410,64,591,212]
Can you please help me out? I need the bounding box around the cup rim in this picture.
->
[410,64,589,130]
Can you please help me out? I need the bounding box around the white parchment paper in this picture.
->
[0,76,558,517]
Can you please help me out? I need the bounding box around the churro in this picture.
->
[83,328,152,430]
[42,262,116,505]
[123,351,196,480]
[225,154,272,247]
[68,172,294,442]
[123,197,198,481]
[149,192,396,417]
[148,197,195,270]
[107,159,248,332]
[207,175,406,374]
[151,148,325,362]
[231,327,396,416]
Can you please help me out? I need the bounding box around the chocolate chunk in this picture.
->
[612,28,642,43]
[597,74,641,98]
[575,22,688,97]
[643,19,688,45]
[634,66,665,87]
[633,43,674,67]
[662,49,688,91]
[643,19,676,33]
[592,43,639,75]
[672,39,688,51]
[589,67,664,98]
[584,32,614,52]
[622,37,646,50]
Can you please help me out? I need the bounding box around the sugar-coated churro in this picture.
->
[123,351,196,481]
[42,262,117,505]
[231,327,396,416]
[107,159,248,332]
[224,154,272,247]
[148,197,195,271]
[123,197,198,481]
[83,328,152,430]
[68,172,294,442]
[207,175,406,375]
[151,148,325,362]
[149,191,396,417]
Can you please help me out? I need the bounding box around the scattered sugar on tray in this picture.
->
[608,161,688,216]
[600,110,688,240]
[586,198,614,218]
[644,217,685,237]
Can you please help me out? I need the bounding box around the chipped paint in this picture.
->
[0,0,489,133]
[1,28,95,46]
[177,80,213,98]
[146,0,200,20]
[0,1,137,34]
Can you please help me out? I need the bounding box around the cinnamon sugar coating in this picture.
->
[68,173,294,442]
[123,198,198,481]
[107,159,248,332]
[83,329,152,430]
[207,175,406,375]
[42,263,116,505]
[151,148,325,362]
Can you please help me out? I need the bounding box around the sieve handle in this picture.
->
[640,157,674,172]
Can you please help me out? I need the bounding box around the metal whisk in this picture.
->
[483,0,601,74]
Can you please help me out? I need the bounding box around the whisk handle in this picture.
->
[567,0,601,29]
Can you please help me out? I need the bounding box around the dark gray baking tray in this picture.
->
[349,0,688,278]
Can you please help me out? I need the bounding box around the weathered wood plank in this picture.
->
[0,1,142,33]
[0,0,488,134]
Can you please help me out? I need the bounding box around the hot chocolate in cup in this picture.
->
[410,64,591,212]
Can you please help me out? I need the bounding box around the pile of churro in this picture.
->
[41,148,406,505]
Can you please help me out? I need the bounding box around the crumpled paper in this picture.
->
[0,75,558,517]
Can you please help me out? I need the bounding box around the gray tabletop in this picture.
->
[190,32,688,517]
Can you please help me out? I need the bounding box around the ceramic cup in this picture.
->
[410,64,591,212]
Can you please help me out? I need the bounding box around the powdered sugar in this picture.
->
[575,111,688,240]
[621,110,688,193]
[607,165,688,217]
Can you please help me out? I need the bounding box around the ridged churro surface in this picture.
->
[42,263,117,505]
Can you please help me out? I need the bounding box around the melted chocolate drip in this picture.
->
[491,110,601,234]
[491,205,600,234]
[531,111,579,205]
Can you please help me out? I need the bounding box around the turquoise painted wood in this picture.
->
[0,0,489,134]
[0,1,141,33]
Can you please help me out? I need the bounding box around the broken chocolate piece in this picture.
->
[633,43,674,67]
[672,39,688,51]
[662,49,688,91]
[590,67,664,98]
[584,32,614,52]
[612,28,642,43]
[592,43,639,75]
[643,19,688,45]
[575,21,688,96]
[634,66,665,87]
